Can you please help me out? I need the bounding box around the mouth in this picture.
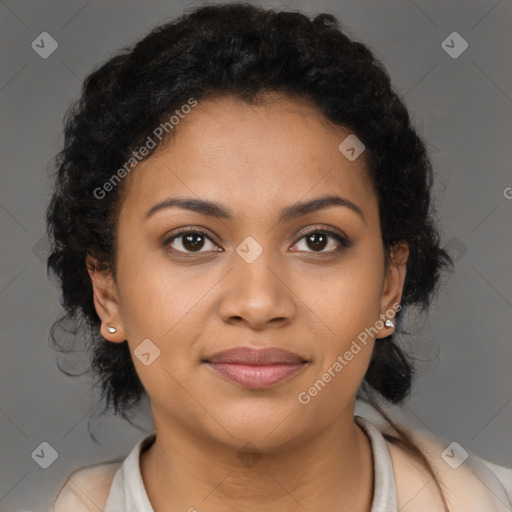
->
[202,346,309,389]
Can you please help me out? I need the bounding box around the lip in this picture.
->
[206,346,307,365]
[203,347,309,389]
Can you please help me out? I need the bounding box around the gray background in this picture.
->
[1,0,511,510]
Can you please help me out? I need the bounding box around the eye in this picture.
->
[163,228,220,254]
[291,228,350,254]
[163,226,351,256]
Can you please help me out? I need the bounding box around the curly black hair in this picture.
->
[46,2,453,431]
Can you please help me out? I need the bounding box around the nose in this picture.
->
[217,247,296,330]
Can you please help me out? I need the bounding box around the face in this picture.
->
[87,92,408,450]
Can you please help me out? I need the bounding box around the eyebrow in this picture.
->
[142,194,365,224]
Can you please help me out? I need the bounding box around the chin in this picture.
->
[203,401,309,450]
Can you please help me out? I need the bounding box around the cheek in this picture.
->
[307,250,384,334]
[294,279,378,420]
[115,248,216,376]
[115,237,193,336]
[301,248,384,383]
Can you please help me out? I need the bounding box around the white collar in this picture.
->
[104,415,398,511]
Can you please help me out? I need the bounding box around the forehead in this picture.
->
[118,93,377,224]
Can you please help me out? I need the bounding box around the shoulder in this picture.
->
[53,461,121,512]
[355,400,512,510]
[384,423,512,511]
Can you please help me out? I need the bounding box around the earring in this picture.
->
[107,326,117,333]
[384,319,394,328]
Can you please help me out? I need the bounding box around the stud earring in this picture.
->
[384,319,394,328]
[107,326,117,333]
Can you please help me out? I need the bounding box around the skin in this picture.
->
[87,92,409,512]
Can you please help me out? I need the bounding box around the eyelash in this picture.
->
[163,226,350,256]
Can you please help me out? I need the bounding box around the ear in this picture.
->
[86,254,126,342]
[376,242,409,339]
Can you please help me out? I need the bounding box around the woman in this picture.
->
[47,3,511,511]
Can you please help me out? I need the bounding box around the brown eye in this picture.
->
[305,232,328,251]
[292,229,350,254]
[164,229,219,254]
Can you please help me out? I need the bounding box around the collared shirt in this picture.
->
[103,416,398,512]
[55,406,512,512]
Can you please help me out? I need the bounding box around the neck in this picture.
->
[140,407,374,512]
